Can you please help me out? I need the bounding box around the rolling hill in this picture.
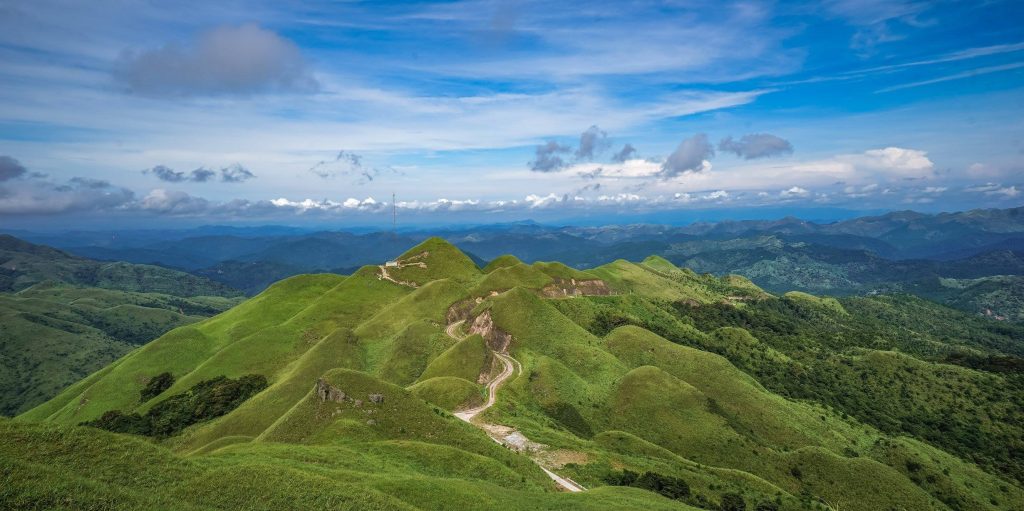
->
[0,235,244,415]
[8,238,1023,510]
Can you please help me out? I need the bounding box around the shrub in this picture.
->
[720,492,746,511]
[84,374,267,438]
[140,372,175,402]
[605,469,690,501]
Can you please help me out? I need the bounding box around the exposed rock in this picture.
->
[369,393,384,404]
[468,310,512,352]
[315,378,347,403]
[540,278,611,298]
[446,297,478,324]
[502,431,546,452]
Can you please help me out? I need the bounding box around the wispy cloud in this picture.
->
[876,62,1024,92]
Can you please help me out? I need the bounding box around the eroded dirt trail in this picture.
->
[444,318,585,493]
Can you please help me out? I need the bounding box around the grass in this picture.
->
[417,334,490,382]
[408,376,483,410]
[6,418,701,510]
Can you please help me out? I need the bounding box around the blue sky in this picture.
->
[0,0,1022,228]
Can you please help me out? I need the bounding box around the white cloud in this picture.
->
[780,186,810,198]
[855,147,935,178]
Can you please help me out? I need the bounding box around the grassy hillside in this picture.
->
[0,235,244,416]
[11,238,1024,510]
[0,234,241,296]
[0,284,241,416]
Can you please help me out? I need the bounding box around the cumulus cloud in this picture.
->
[145,165,188,183]
[115,24,318,97]
[611,143,638,162]
[145,164,254,183]
[0,156,27,182]
[660,133,714,178]
[190,168,216,182]
[855,147,934,178]
[718,133,793,159]
[219,164,255,183]
[529,141,571,172]
[779,186,810,198]
[575,125,609,160]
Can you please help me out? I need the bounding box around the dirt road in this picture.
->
[454,352,516,422]
[444,316,585,493]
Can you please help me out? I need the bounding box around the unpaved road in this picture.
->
[445,316,585,492]
[445,319,467,340]
[454,352,516,422]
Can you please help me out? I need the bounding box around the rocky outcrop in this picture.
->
[468,310,512,353]
[540,278,611,298]
[446,297,481,324]
[315,378,384,406]
[316,378,347,403]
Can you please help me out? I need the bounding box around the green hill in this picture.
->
[0,234,241,296]
[10,238,1024,510]
[0,235,244,416]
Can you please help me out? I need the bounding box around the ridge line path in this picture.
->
[445,319,585,493]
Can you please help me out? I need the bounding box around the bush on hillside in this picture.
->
[720,492,746,511]
[140,372,175,402]
[604,469,690,501]
[84,374,267,438]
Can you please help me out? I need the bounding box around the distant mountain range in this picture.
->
[8,206,1022,320]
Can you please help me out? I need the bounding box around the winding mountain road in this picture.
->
[444,317,585,493]
[454,351,516,422]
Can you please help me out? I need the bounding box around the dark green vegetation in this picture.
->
[8,237,1024,510]
[85,374,267,437]
[0,235,243,415]
[605,470,693,502]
